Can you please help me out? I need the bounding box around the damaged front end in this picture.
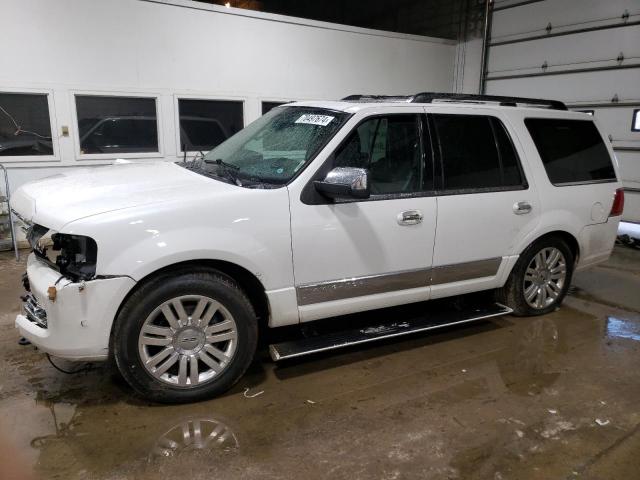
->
[26,224,98,282]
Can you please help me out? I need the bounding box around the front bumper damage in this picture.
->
[15,254,136,361]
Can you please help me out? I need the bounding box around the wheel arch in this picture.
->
[527,230,580,265]
[502,230,580,285]
[109,259,270,356]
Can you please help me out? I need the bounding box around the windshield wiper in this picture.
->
[204,158,239,170]
[203,158,241,185]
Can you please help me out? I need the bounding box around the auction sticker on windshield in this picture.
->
[295,114,335,126]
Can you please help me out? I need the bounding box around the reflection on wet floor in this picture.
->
[606,316,640,342]
[1,246,640,479]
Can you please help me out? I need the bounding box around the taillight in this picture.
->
[609,188,624,217]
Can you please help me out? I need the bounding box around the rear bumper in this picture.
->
[15,254,135,361]
[576,219,620,271]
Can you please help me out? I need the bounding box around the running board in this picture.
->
[269,302,512,361]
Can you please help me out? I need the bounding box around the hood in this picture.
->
[11,161,235,231]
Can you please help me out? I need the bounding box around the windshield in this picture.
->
[182,106,349,186]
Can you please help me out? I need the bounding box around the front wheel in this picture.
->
[497,237,574,316]
[112,269,258,403]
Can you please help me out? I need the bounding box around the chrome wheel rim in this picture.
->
[523,247,567,309]
[138,295,238,388]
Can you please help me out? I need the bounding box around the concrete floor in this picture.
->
[1,246,639,480]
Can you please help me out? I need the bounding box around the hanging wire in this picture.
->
[0,104,52,139]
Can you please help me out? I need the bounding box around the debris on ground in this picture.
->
[595,418,610,426]
[243,387,264,398]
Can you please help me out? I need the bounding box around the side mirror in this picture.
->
[314,167,370,200]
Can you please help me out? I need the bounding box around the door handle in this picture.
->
[397,210,423,225]
[513,201,532,215]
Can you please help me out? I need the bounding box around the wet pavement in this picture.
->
[1,246,639,479]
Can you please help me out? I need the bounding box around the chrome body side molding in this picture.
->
[296,268,428,306]
[296,257,503,305]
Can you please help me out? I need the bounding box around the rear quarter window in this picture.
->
[524,118,616,185]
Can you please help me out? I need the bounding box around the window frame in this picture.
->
[301,112,435,205]
[71,90,163,161]
[173,93,246,157]
[429,113,529,196]
[632,109,640,132]
[524,117,618,187]
[0,87,59,163]
[260,98,291,116]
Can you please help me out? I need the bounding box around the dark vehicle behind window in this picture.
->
[525,118,616,185]
[76,95,158,154]
[178,99,243,152]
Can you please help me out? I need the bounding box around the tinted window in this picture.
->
[525,118,616,185]
[262,101,287,115]
[178,99,243,151]
[434,114,502,190]
[0,92,53,156]
[334,115,425,195]
[491,117,524,187]
[76,95,158,154]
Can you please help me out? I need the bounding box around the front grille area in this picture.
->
[23,293,47,329]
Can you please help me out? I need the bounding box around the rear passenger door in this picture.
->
[427,110,540,298]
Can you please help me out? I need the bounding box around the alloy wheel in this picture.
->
[138,295,238,388]
[523,247,567,309]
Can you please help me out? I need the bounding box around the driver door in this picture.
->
[288,110,438,322]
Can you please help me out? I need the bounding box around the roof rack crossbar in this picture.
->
[341,92,567,110]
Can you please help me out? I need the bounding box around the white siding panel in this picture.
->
[488,26,640,74]
[492,0,640,41]
[485,69,640,103]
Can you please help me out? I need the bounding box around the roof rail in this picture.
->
[341,94,413,103]
[341,92,567,110]
[411,92,567,110]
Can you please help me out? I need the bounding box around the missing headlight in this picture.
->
[52,233,98,281]
[27,224,98,281]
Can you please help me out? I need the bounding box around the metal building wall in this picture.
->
[483,0,640,224]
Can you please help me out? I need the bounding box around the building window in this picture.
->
[178,99,243,152]
[633,109,640,132]
[262,101,287,115]
[75,95,158,155]
[0,92,53,156]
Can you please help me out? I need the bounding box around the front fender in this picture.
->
[62,188,294,291]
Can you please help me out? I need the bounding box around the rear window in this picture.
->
[524,118,616,185]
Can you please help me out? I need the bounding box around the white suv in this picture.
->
[13,93,624,403]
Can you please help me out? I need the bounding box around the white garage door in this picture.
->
[484,0,640,224]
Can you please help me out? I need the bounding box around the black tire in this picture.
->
[112,268,258,403]
[496,236,574,317]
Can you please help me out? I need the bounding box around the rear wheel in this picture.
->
[112,269,257,403]
[497,237,574,316]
